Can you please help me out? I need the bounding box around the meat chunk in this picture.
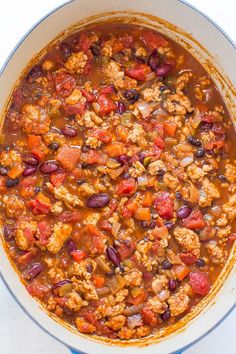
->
[127,123,146,146]
[65,88,83,105]
[51,184,83,207]
[223,194,236,221]
[199,178,220,207]
[3,195,25,218]
[118,325,151,339]
[205,241,227,264]
[124,269,142,287]
[187,163,205,181]
[176,72,193,91]
[0,149,22,168]
[142,82,168,102]
[65,52,88,74]
[73,279,98,300]
[167,283,191,317]
[174,227,200,258]
[145,296,168,314]
[75,317,96,333]
[163,92,193,115]
[21,104,51,134]
[65,290,86,311]
[163,173,179,190]
[16,219,37,250]
[148,160,166,176]
[46,222,72,254]
[106,315,126,330]
[224,163,236,183]
[105,60,124,81]
[151,275,168,294]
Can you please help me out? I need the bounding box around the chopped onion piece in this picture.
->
[136,101,153,119]
[112,222,121,237]
[137,175,148,187]
[180,155,194,167]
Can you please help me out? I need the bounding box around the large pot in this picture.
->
[0,1,236,354]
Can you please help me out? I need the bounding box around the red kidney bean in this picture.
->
[161,307,171,321]
[123,172,131,179]
[59,42,72,61]
[118,101,125,114]
[162,260,172,270]
[24,263,43,280]
[23,155,39,166]
[124,89,140,103]
[67,239,76,254]
[0,166,8,176]
[116,155,131,165]
[177,205,192,219]
[40,161,58,174]
[148,51,160,71]
[51,280,72,294]
[195,259,205,267]
[164,221,175,230]
[27,65,42,83]
[49,142,60,151]
[61,125,77,137]
[175,192,182,200]
[168,279,178,292]
[138,152,147,163]
[86,193,110,208]
[23,166,37,177]
[3,225,14,240]
[106,246,121,266]
[156,63,172,77]
[141,221,156,229]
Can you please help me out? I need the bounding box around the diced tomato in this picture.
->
[141,307,158,326]
[7,165,24,179]
[227,233,236,246]
[90,129,112,143]
[97,94,117,116]
[134,207,151,221]
[173,264,190,281]
[64,101,87,116]
[99,220,112,232]
[92,275,105,288]
[182,210,206,230]
[78,32,91,52]
[56,145,80,170]
[212,124,225,135]
[31,148,45,161]
[104,142,126,157]
[204,137,225,151]
[81,224,106,255]
[80,88,95,102]
[18,248,38,265]
[189,271,211,296]
[117,240,136,261]
[127,290,147,305]
[19,176,38,198]
[80,149,107,165]
[71,250,87,263]
[122,198,139,218]
[28,192,51,214]
[164,121,178,137]
[59,211,82,223]
[0,176,7,193]
[50,171,66,187]
[141,30,168,50]
[27,135,41,149]
[26,280,49,298]
[180,252,197,265]
[125,63,151,81]
[37,220,52,245]
[116,178,137,196]
[99,86,115,95]
[142,191,153,207]
[119,34,134,48]
[154,135,164,149]
[54,71,76,98]
[154,192,173,219]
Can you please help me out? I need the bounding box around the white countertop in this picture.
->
[0,1,235,353]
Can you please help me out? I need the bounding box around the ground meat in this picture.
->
[74,279,98,300]
[72,259,97,280]
[79,110,103,128]
[75,317,96,333]
[16,219,37,250]
[43,131,66,146]
[163,92,193,115]
[50,184,83,207]
[187,163,205,181]
[85,136,102,149]
[205,241,227,264]
[46,222,72,254]
[118,325,151,339]
[176,72,193,91]
[163,173,179,190]
[0,149,22,168]
[224,163,236,183]
[127,123,146,146]
[105,60,124,81]
[152,275,169,294]
[106,315,126,330]
[21,104,51,134]
[142,83,169,102]
[65,88,83,105]
[65,52,88,74]
[168,283,191,317]
[223,194,236,221]
[145,296,168,314]
[148,160,166,176]
[174,227,200,258]
[3,195,25,218]
[124,269,142,287]
[129,161,146,178]
[65,290,86,311]
[199,178,220,207]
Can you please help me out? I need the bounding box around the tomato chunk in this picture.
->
[59,211,82,223]
[116,178,137,196]
[37,220,52,245]
[71,250,87,263]
[125,63,151,81]
[28,192,51,214]
[189,271,211,296]
[97,94,116,116]
[154,192,173,219]
[50,171,66,187]
[141,307,158,326]
[182,210,206,230]
[53,71,76,98]
[180,252,197,266]
[56,145,80,170]
[90,129,112,143]
[26,281,49,298]
[141,30,168,50]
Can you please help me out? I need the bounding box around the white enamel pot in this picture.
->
[0,1,236,354]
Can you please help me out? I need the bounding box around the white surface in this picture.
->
[0,1,235,353]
